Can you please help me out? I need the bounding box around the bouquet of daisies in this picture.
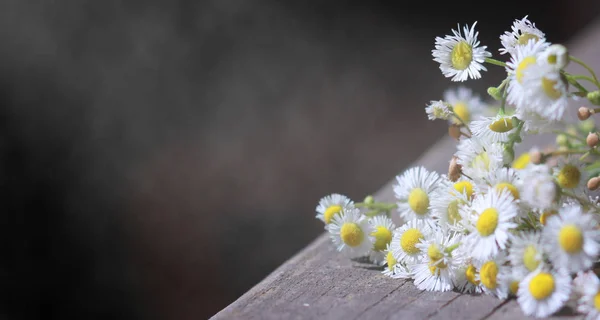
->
[316,16,600,318]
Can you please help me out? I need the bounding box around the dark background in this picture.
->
[0,1,598,319]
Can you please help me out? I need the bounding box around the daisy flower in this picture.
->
[394,166,440,221]
[543,205,600,274]
[328,208,374,259]
[517,267,571,318]
[521,61,569,121]
[425,100,452,120]
[475,252,511,299]
[462,188,518,261]
[471,115,519,143]
[499,16,547,56]
[574,271,600,319]
[506,39,550,114]
[539,43,569,70]
[316,193,354,225]
[390,219,434,265]
[432,22,492,82]
[519,164,558,211]
[455,137,504,181]
[382,245,413,279]
[509,232,546,277]
[505,268,526,297]
[368,215,396,265]
[484,167,521,201]
[412,230,463,292]
[431,180,471,231]
[553,158,587,193]
[444,86,487,126]
[455,260,484,294]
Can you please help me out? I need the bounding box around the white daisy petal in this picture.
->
[509,231,546,277]
[412,230,463,292]
[368,215,396,265]
[475,252,511,299]
[316,193,354,225]
[471,115,519,143]
[455,137,504,181]
[390,219,434,265]
[499,16,547,56]
[517,268,571,318]
[444,86,487,126]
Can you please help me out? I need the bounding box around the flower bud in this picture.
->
[448,125,462,140]
[530,150,543,165]
[364,195,374,205]
[587,132,599,148]
[588,177,600,191]
[543,44,569,69]
[448,156,462,182]
[556,134,569,147]
[588,91,600,106]
[578,106,592,120]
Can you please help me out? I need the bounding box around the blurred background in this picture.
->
[0,1,598,319]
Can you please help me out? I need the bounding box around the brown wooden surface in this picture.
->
[212,18,600,320]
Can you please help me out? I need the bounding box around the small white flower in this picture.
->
[412,230,463,292]
[506,39,551,114]
[539,44,569,70]
[475,252,510,299]
[454,259,484,294]
[521,62,569,121]
[316,193,354,225]
[543,205,600,274]
[574,271,600,319]
[382,245,413,279]
[471,115,519,143]
[394,166,440,221]
[328,208,374,258]
[390,219,434,265]
[553,158,587,193]
[504,268,526,297]
[432,22,492,82]
[517,268,571,318]
[368,215,396,265]
[431,178,472,232]
[499,16,547,56]
[426,100,452,120]
[516,110,559,134]
[444,86,487,126]
[462,188,518,261]
[455,137,504,181]
[519,164,558,211]
[509,231,546,277]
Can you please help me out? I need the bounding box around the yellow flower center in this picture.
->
[523,245,540,272]
[428,244,447,274]
[539,210,556,226]
[495,182,520,200]
[512,152,530,170]
[453,180,474,200]
[451,41,473,70]
[547,54,557,65]
[371,226,392,251]
[558,224,583,254]
[472,152,491,171]
[465,264,479,285]
[510,281,520,295]
[447,200,461,224]
[386,251,397,271]
[476,208,499,236]
[340,222,364,247]
[557,164,581,189]
[480,261,498,289]
[324,205,342,224]
[541,77,562,100]
[452,102,470,124]
[517,33,540,45]
[594,293,600,310]
[529,273,555,300]
[408,188,429,215]
[516,56,537,83]
[401,228,424,254]
[489,117,514,133]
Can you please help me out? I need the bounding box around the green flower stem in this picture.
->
[570,55,600,87]
[484,57,507,67]
[445,242,461,254]
[499,77,509,114]
[561,190,591,207]
[571,75,599,86]
[451,113,472,135]
[355,202,398,211]
[547,148,598,157]
[564,73,590,93]
[552,130,586,143]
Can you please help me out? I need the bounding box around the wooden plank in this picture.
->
[212,17,600,320]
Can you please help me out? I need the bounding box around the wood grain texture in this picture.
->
[212,17,600,320]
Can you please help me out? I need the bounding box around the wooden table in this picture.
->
[212,18,600,320]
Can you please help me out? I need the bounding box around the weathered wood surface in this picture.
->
[212,18,600,320]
